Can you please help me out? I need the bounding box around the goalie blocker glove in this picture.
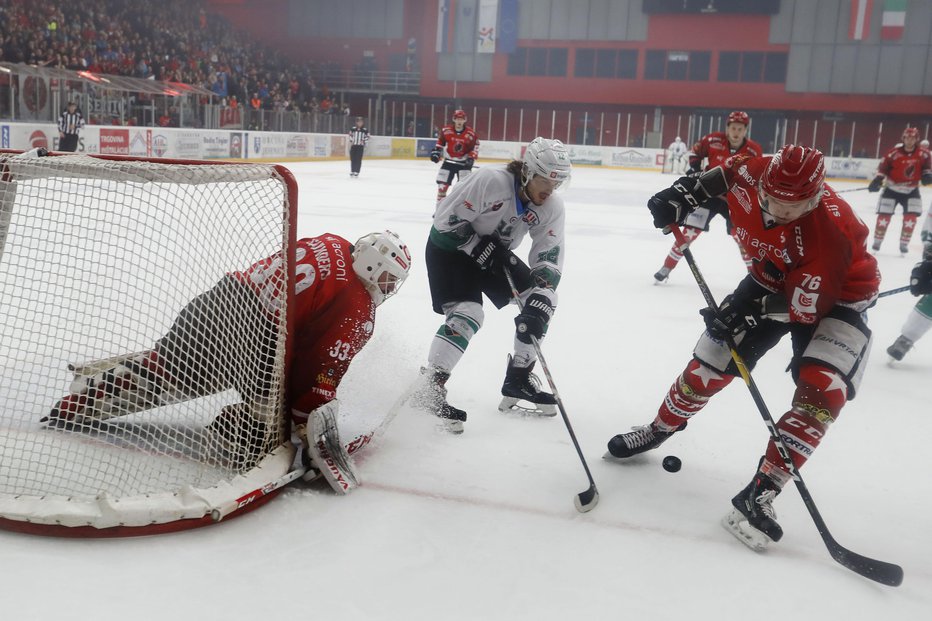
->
[647,167,728,229]
[515,292,554,343]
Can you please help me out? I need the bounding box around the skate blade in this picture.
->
[498,396,556,417]
[436,419,464,434]
[721,508,772,552]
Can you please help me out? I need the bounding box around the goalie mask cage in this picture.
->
[0,150,297,537]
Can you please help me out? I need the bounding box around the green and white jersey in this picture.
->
[429,166,565,290]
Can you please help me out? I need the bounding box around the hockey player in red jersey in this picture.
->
[430,109,480,204]
[44,231,411,495]
[868,126,932,253]
[653,111,762,283]
[608,145,880,551]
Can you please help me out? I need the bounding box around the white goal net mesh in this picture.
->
[0,152,295,532]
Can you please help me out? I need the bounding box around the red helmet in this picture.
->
[453,109,467,121]
[761,144,825,203]
[727,111,750,126]
[903,127,920,140]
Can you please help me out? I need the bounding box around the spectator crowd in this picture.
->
[0,0,350,121]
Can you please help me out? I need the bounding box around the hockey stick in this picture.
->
[835,186,870,193]
[670,225,903,587]
[503,263,599,513]
[211,465,309,522]
[878,285,911,298]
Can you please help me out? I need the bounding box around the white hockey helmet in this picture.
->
[351,230,411,305]
[675,136,682,142]
[521,137,572,189]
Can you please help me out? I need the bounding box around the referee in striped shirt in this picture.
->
[58,101,84,152]
[348,116,369,177]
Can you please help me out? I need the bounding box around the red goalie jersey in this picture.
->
[435,124,479,164]
[720,155,880,324]
[234,234,376,416]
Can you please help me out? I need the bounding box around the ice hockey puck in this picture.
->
[662,456,681,473]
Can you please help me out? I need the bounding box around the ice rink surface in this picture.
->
[3,158,930,620]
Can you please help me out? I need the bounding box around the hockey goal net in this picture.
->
[0,150,297,536]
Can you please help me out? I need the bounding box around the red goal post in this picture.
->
[0,149,299,536]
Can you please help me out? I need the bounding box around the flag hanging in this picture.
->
[848,0,873,41]
[436,0,456,53]
[881,0,906,40]
[498,0,519,54]
[477,0,498,54]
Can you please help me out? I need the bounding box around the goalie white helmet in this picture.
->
[521,137,572,189]
[352,230,411,305]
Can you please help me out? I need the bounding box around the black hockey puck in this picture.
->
[662,456,682,473]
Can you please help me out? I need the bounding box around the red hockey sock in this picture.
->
[663,227,702,270]
[874,214,891,241]
[901,213,918,244]
[655,358,733,430]
[764,364,847,478]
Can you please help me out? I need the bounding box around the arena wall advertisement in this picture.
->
[0,122,880,179]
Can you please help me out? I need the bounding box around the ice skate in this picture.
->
[871,239,882,252]
[43,351,171,428]
[886,335,913,362]
[900,242,909,254]
[410,367,467,433]
[722,470,783,552]
[498,355,556,417]
[653,266,671,283]
[604,421,686,460]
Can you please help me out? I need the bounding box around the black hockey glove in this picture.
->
[910,260,932,296]
[922,170,932,186]
[647,170,725,229]
[430,146,443,163]
[464,156,475,169]
[700,293,788,340]
[868,175,884,192]
[470,236,506,271]
[515,293,554,344]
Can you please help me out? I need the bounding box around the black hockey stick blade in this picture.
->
[574,485,599,513]
[828,541,904,587]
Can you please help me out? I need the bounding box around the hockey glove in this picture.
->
[430,146,443,163]
[868,175,884,192]
[922,170,932,186]
[647,170,725,229]
[515,293,555,344]
[700,293,788,340]
[470,236,506,271]
[464,156,475,169]
[910,260,932,296]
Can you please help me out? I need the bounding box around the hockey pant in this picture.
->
[51,276,278,423]
[655,304,871,480]
[424,240,549,372]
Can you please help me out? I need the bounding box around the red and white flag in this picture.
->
[849,0,873,41]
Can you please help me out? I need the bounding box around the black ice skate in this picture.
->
[410,367,467,434]
[886,335,913,361]
[604,421,686,460]
[653,266,671,283]
[498,355,557,417]
[722,470,784,552]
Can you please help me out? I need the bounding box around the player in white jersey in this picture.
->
[410,137,572,432]
[666,137,688,174]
